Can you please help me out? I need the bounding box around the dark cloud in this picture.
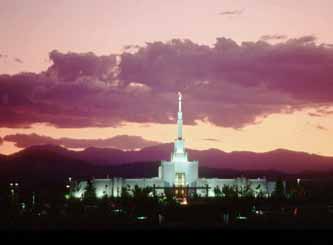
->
[260,34,288,41]
[119,36,333,127]
[1,36,333,128]
[219,10,243,16]
[46,50,117,82]
[14,58,23,63]
[4,133,160,150]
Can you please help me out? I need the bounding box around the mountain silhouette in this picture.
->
[1,144,333,174]
[1,144,333,193]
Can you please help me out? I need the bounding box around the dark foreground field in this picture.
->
[1,201,333,230]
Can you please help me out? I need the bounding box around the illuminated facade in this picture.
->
[72,92,278,199]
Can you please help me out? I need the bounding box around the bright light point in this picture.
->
[236,216,247,220]
[136,216,148,220]
[180,198,188,205]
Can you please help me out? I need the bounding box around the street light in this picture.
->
[32,192,36,209]
[9,182,19,201]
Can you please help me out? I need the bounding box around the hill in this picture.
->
[0,144,333,182]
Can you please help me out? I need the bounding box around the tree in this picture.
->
[163,188,177,204]
[67,197,84,216]
[286,181,305,201]
[256,190,265,199]
[272,178,285,199]
[132,185,152,200]
[98,194,111,215]
[131,185,158,217]
[239,183,254,199]
[214,186,223,198]
[69,181,81,199]
[222,185,238,199]
[121,185,131,199]
[162,188,178,208]
[83,180,97,204]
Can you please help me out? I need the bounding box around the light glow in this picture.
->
[137,216,148,220]
[180,198,188,205]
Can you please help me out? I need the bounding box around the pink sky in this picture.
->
[2,0,333,74]
[1,0,333,155]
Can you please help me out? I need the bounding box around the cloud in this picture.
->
[3,133,161,150]
[0,136,3,145]
[308,108,333,117]
[316,108,333,115]
[218,9,243,16]
[260,34,288,41]
[46,50,118,83]
[308,112,321,117]
[14,58,23,63]
[1,36,333,128]
[119,36,333,127]
[316,125,327,131]
[0,54,8,59]
[203,138,220,142]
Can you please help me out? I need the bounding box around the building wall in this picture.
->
[161,161,175,187]
[72,176,278,198]
[72,177,166,198]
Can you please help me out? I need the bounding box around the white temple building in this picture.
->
[72,92,277,199]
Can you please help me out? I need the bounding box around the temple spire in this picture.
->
[177,92,183,139]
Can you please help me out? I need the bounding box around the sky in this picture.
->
[1,0,333,155]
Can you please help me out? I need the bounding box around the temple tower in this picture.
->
[160,92,199,187]
[178,91,183,139]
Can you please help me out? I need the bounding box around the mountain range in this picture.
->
[0,143,333,194]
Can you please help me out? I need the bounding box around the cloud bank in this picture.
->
[1,36,333,129]
[260,34,288,41]
[219,10,243,16]
[4,133,160,150]
[14,58,23,64]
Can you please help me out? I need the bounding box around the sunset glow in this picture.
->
[1,0,333,157]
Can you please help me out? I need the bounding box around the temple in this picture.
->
[72,92,278,199]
